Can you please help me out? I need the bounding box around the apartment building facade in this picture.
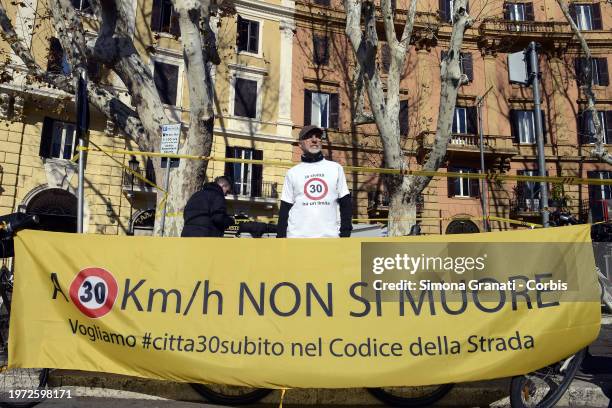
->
[0,0,296,235]
[292,0,612,234]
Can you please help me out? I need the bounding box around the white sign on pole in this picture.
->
[160,123,181,154]
[508,51,529,85]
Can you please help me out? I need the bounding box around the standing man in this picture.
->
[181,176,235,237]
[277,125,352,238]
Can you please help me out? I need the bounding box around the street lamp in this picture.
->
[128,156,139,235]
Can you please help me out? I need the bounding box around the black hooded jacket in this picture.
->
[181,183,235,237]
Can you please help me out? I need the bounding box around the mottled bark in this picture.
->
[557,0,612,165]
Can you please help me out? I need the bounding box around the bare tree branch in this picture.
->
[351,63,375,125]
[556,0,612,166]
[410,0,472,195]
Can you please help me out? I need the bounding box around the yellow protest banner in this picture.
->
[10,225,600,388]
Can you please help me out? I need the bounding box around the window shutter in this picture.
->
[313,35,329,65]
[237,16,248,51]
[575,58,584,84]
[467,107,478,135]
[170,11,181,37]
[510,109,519,142]
[606,111,612,144]
[304,90,312,126]
[39,117,54,158]
[592,3,602,30]
[224,146,236,184]
[587,171,599,203]
[469,173,480,198]
[46,38,63,73]
[503,2,511,19]
[234,78,257,118]
[150,0,162,31]
[447,169,456,197]
[569,4,577,25]
[154,61,178,105]
[381,43,391,73]
[439,0,450,22]
[250,150,263,197]
[539,110,547,143]
[577,110,586,144]
[461,52,473,82]
[525,2,535,21]
[399,100,409,136]
[249,20,259,54]
[597,58,609,86]
[329,93,339,129]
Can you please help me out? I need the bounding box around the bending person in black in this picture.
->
[181,176,235,237]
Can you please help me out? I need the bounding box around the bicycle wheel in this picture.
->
[509,348,586,408]
[367,384,454,407]
[190,383,272,406]
[0,266,48,408]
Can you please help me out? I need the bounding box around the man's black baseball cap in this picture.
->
[298,125,324,140]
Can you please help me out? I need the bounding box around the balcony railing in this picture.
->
[228,181,278,202]
[367,191,424,213]
[511,195,541,215]
[418,132,518,156]
[479,18,572,35]
[122,167,156,193]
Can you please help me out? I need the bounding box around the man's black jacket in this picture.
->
[181,183,235,237]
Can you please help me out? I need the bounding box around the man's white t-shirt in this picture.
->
[280,159,350,238]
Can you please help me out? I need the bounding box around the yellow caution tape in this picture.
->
[76,146,612,186]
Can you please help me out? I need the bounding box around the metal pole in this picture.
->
[529,42,549,227]
[476,86,493,232]
[159,160,171,236]
[76,68,88,234]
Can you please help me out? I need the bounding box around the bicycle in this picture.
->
[0,213,49,408]
[507,211,600,408]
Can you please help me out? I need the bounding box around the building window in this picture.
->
[399,100,409,136]
[510,109,547,144]
[39,118,76,160]
[225,147,263,197]
[587,171,612,221]
[504,2,534,21]
[313,0,331,5]
[151,0,180,36]
[153,61,179,105]
[237,16,259,54]
[575,57,609,86]
[304,90,339,129]
[441,51,473,82]
[47,38,71,75]
[313,34,329,66]
[234,78,258,119]
[452,107,477,134]
[570,3,603,30]
[579,110,611,144]
[71,0,92,14]
[448,168,479,198]
[439,0,469,23]
[517,170,543,211]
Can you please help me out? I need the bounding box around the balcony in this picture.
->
[122,166,156,195]
[478,19,573,51]
[418,132,518,159]
[367,191,424,219]
[226,181,278,205]
[510,196,541,217]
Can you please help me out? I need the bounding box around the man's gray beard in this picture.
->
[307,146,322,154]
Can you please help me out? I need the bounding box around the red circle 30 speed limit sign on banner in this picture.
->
[69,267,118,318]
[303,177,329,201]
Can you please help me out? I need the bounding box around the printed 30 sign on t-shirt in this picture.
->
[281,159,350,238]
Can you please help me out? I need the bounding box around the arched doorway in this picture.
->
[131,209,155,236]
[26,188,77,233]
[446,219,479,234]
